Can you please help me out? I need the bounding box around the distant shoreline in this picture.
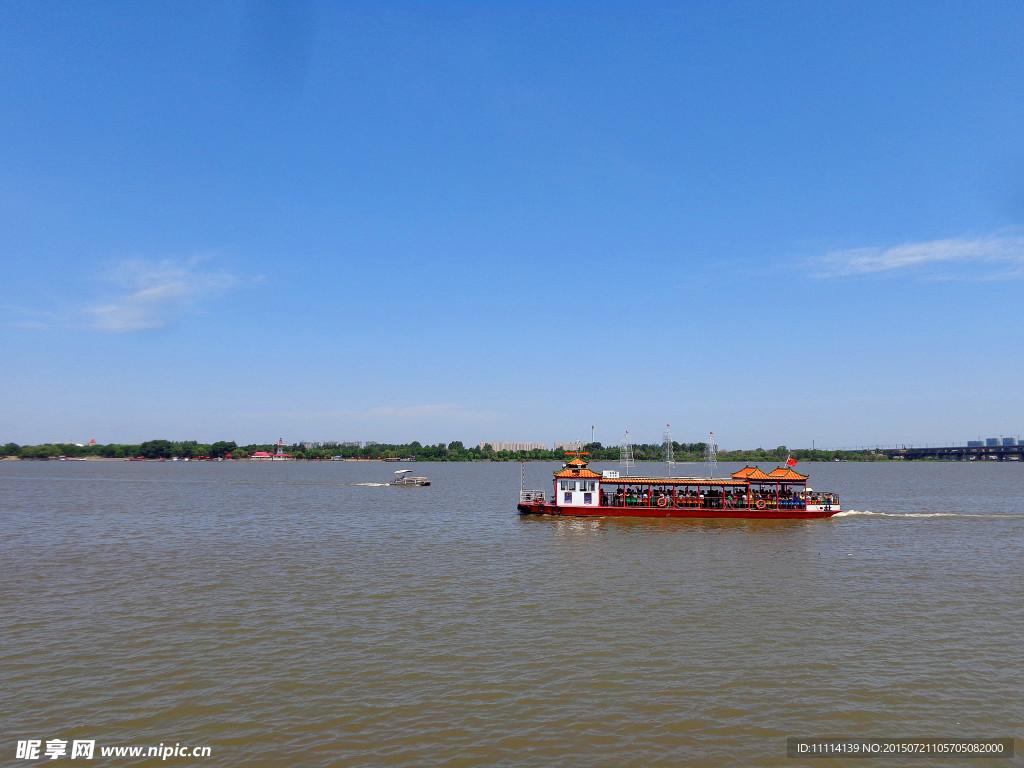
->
[3,456,879,464]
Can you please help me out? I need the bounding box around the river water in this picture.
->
[2,460,1021,767]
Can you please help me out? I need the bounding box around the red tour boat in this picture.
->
[518,455,841,519]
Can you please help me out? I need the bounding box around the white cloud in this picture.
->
[86,256,239,332]
[811,231,1024,280]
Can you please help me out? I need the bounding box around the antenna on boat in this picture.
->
[663,424,675,477]
[620,430,634,477]
[705,431,718,478]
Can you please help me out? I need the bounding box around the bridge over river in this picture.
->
[880,444,1024,461]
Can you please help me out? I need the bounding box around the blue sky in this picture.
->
[2,0,1023,449]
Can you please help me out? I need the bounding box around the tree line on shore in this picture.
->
[1,439,889,463]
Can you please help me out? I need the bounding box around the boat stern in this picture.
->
[518,489,549,515]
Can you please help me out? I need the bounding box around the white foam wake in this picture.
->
[835,509,1024,519]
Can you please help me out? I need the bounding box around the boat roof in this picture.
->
[599,476,750,487]
[731,466,772,480]
[394,469,413,474]
[554,466,603,479]
[767,466,809,481]
[599,469,809,486]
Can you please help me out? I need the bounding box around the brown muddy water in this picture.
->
[2,460,1021,766]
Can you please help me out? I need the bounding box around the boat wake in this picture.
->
[347,482,391,487]
[836,510,1024,519]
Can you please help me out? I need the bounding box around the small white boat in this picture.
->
[390,469,431,486]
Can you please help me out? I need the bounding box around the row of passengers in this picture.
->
[608,488,810,507]
[609,488,746,507]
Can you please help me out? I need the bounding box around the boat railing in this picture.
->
[805,493,839,505]
[520,489,547,503]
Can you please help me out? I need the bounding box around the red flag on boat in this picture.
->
[786,455,798,467]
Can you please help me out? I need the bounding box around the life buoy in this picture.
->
[755,500,766,510]
[657,497,668,508]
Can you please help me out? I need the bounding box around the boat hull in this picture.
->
[517,501,839,519]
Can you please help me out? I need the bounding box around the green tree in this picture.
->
[139,440,173,459]
[209,441,237,459]
[20,444,61,460]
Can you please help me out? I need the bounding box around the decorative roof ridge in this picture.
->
[766,466,809,480]
[553,467,602,478]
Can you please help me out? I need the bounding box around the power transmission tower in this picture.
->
[663,424,675,476]
[620,431,634,477]
[705,431,718,478]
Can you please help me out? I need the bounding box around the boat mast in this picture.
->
[663,424,675,477]
[620,430,634,477]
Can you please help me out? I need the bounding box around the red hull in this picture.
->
[517,501,838,520]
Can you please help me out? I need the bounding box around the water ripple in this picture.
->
[2,461,1022,766]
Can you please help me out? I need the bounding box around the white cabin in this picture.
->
[553,457,603,508]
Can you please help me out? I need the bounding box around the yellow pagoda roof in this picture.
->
[731,466,771,480]
[553,467,603,479]
[767,467,809,481]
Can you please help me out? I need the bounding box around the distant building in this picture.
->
[1002,437,1017,446]
[479,441,549,452]
[554,441,584,452]
[967,441,983,447]
[985,438,1000,447]
[251,438,294,461]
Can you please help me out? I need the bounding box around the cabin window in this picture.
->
[584,492,592,504]
[563,492,572,503]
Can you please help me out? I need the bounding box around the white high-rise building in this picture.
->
[479,441,549,452]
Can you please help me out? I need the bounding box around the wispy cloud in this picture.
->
[246,404,506,426]
[810,231,1024,281]
[238,404,508,444]
[2,306,68,330]
[356,405,504,422]
[86,256,240,332]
